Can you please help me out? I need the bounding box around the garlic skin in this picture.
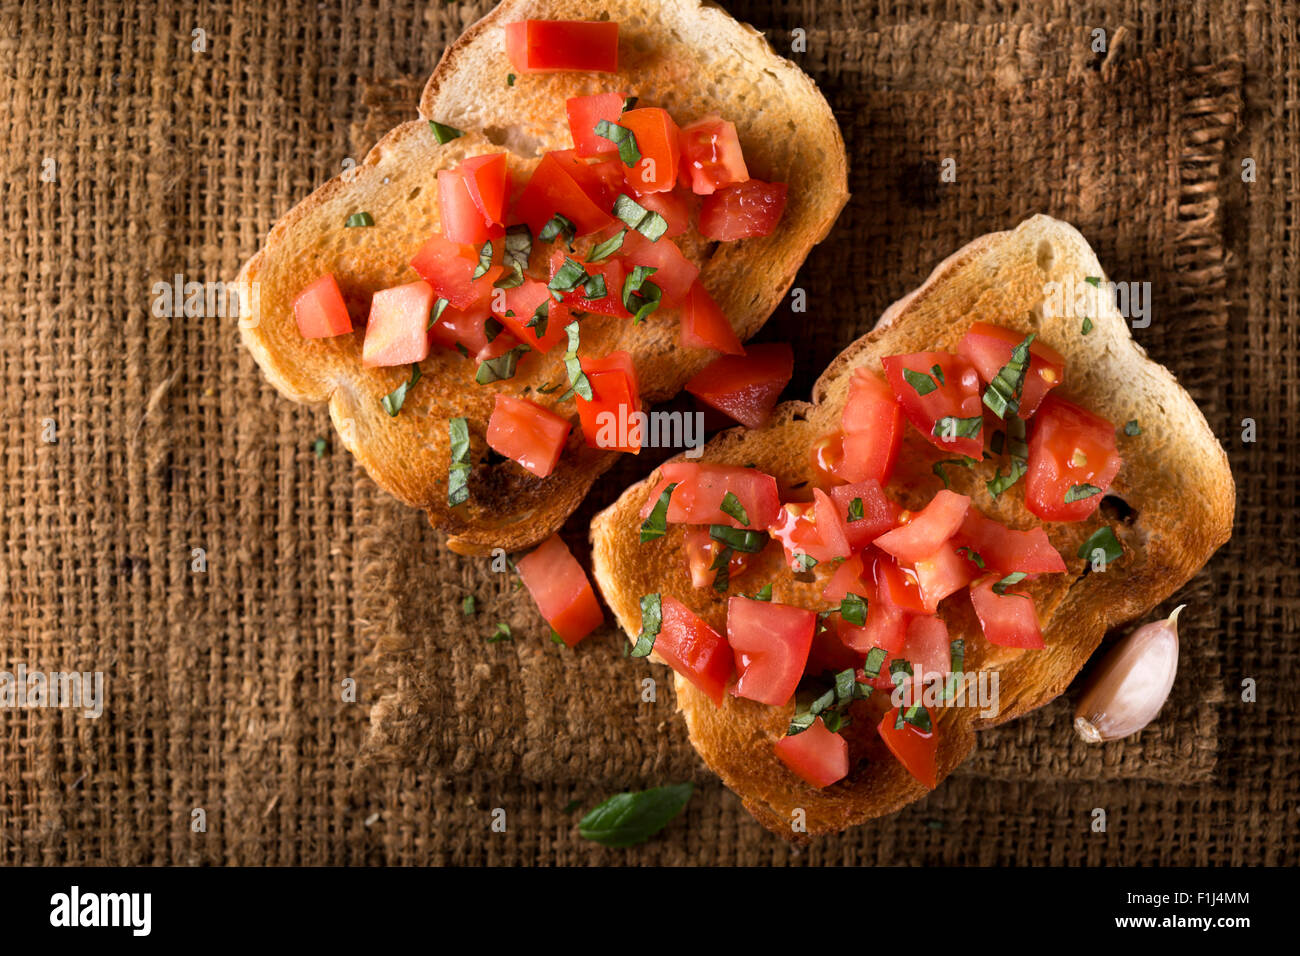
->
[1074,606,1183,743]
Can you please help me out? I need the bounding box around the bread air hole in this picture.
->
[1100,494,1138,526]
[1026,301,1045,328]
[1036,240,1055,272]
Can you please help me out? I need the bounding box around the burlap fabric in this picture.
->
[0,1,1293,865]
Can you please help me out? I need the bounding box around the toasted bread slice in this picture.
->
[236,0,847,555]
[590,214,1235,838]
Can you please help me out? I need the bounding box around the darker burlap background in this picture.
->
[0,1,1294,865]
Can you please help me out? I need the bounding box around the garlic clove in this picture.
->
[1074,605,1183,743]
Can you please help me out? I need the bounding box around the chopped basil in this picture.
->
[622,264,662,324]
[956,546,985,569]
[983,333,1035,419]
[462,594,476,616]
[1081,317,1094,335]
[536,381,561,394]
[494,224,532,289]
[525,299,550,339]
[447,417,471,507]
[986,416,1028,498]
[1078,526,1123,564]
[587,229,627,262]
[720,491,750,526]
[594,119,642,167]
[612,194,668,241]
[539,213,576,249]
[428,120,464,143]
[344,211,373,228]
[629,592,661,658]
[710,545,735,592]
[932,456,975,489]
[311,436,328,458]
[428,296,450,329]
[581,273,607,300]
[986,459,1027,498]
[933,415,983,442]
[750,583,773,602]
[708,525,767,553]
[793,552,818,573]
[506,73,516,87]
[991,571,1028,596]
[381,363,422,417]
[577,783,693,848]
[840,592,868,626]
[621,96,638,113]
[941,638,966,700]
[862,647,888,679]
[930,363,945,385]
[639,482,678,542]
[890,659,914,685]
[474,343,531,384]
[1124,419,1141,436]
[787,667,869,736]
[1084,275,1101,287]
[847,497,864,522]
[472,240,494,279]
[1064,483,1103,503]
[903,368,937,396]
[557,321,593,401]
[455,342,469,358]
[484,317,503,343]
[896,702,932,733]
[486,622,512,643]
[549,256,590,295]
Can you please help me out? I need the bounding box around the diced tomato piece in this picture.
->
[293,273,353,339]
[504,20,619,74]
[882,351,985,458]
[839,600,910,657]
[873,490,970,564]
[361,280,433,368]
[617,230,698,306]
[684,343,792,429]
[828,479,899,551]
[490,278,571,354]
[812,489,850,558]
[485,393,571,479]
[838,368,904,485]
[678,116,749,195]
[565,92,628,157]
[872,552,927,615]
[547,248,629,318]
[822,553,867,604]
[654,596,734,705]
[619,108,680,193]
[698,180,787,240]
[683,526,752,590]
[642,462,781,529]
[576,351,641,453]
[1025,395,1123,522]
[953,509,1067,574]
[438,168,500,245]
[970,574,1044,648]
[475,329,526,371]
[679,280,743,355]
[635,188,692,238]
[515,535,604,646]
[911,541,975,613]
[898,615,952,688]
[957,322,1066,419]
[428,302,492,354]
[727,596,816,706]
[410,233,503,310]
[774,718,849,788]
[878,707,938,789]
[515,153,616,237]
[458,153,510,227]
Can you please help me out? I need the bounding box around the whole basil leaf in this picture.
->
[577,783,694,848]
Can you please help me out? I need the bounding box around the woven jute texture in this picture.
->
[0,1,1294,866]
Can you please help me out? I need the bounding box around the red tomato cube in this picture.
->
[838,368,904,485]
[641,462,782,529]
[617,230,699,306]
[515,534,604,646]
[957,321,1066,419]
[678,116,749,195]
[873,489,971,565]
[565,92,628,157]
[635,188,692,238]
[878,707,938,789]
[438,168,496,245]
[680,280,743,355]
[953,509,1066,574]
[575,351,641,453]
[828,479,900,551]
[410,233,503,310]
[1025,395,1122,523]
[727,595,816,707]
[361,280,433,367]
[656,595,734,705]
[293,273,354,339]
[458,153,510,227]
[486,393,572,478]
[698,180,786,240]
[969,574,1044,648]
[684,343,793,429]
[504,20,619,74]
[492,278,571,354]
[515,153,616,237]
[774,717,849,788]
[619,107,681,193]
